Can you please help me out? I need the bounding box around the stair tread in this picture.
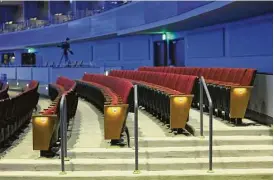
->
[0,156,272,164]
[134,136,273,141]
[69,145,273,153]
[0,169,272,177]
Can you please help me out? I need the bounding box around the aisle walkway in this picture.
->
[68,99,167,149]
[68,100,103,148]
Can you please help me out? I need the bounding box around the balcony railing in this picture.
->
[0,1,131,34]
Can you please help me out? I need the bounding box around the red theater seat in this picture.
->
[0,80,39,144]
[109,70,197,128]
[76,74,134,108]
[137,66,256,122]
[38,76,78,153]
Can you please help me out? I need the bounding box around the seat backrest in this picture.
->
[240,69,256,86]
[207,68,217,80]
[232,68,246,84]
[166,74,180,90]
[213,68,224,81]
[219,68,231,82]
[202,68,211,79]
[175,75,189,94]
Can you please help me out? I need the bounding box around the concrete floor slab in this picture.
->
[68,100,103,148]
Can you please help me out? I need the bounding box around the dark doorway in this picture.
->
[170,38,185,66]
[22,53,36,66]
[154,41,167,66]
[1,53,15,65]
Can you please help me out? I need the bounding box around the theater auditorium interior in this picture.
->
[0,1,273,180]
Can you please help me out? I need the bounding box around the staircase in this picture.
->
[0,134,272,180]
[0,100,272,180]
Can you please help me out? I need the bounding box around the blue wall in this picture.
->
[0,6,18,23]
[34,35,156,69]
[0,1,217,49]
[173,14,273,73]
[0,2,272,73]
[0,14,272,73]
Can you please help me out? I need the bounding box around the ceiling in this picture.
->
[141,1,273,33]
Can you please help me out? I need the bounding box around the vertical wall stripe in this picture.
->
[224,25,230,57]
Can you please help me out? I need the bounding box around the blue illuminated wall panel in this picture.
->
[0,67,16,79]
[116,2,145,30]
[71,42,92,64]
[187,29,224,58]
[68,18,91,39]
[93,42,120,62]
[17,67,32,80]
[32,35,154,69]
[182,14,273,73]
[122,39,150,61]
[177,1,212,14]
[36,46,62,65]
[228,21,272,57]
[90,12,117,36]
[144,1,177,24]
[32,68,49,83]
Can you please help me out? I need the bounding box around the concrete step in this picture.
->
[197,128,273,136]
[0,169,272,180]
[0,156,272,171]
[135,136,273,147]
[68,145,272,159]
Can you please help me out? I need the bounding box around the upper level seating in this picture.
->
[0,80,39,145]
[0,82,9,100]
[138,67,256,122]
[75,73,134,142]
[109,70,197,129]
[33,76,78,154]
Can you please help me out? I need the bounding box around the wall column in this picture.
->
[70,0,77,17]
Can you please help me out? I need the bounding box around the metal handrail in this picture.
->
[133,85,139,173]
[199,76,213,171]
[60,94,68,173]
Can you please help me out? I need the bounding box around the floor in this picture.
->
[1,96,272,159]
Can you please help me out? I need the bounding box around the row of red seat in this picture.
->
[138,67,256,86]
[138,66,256,122]
[56,76,77,91]
[109,70,197,95]
[109,70,197,126]
[42,76,77,115]
[76,73,134,146]
[0,80,39,145]
[0,82,9,100]
[41,84,64,115]
[38,76,78,157]
[81,73,133,105]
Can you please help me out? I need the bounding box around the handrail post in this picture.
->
[209,99,213,171]
[59,95,66,173]
[63,96,68,158]
[200,78,204,137]
[133,84,140,174]
[200,76,214,172]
